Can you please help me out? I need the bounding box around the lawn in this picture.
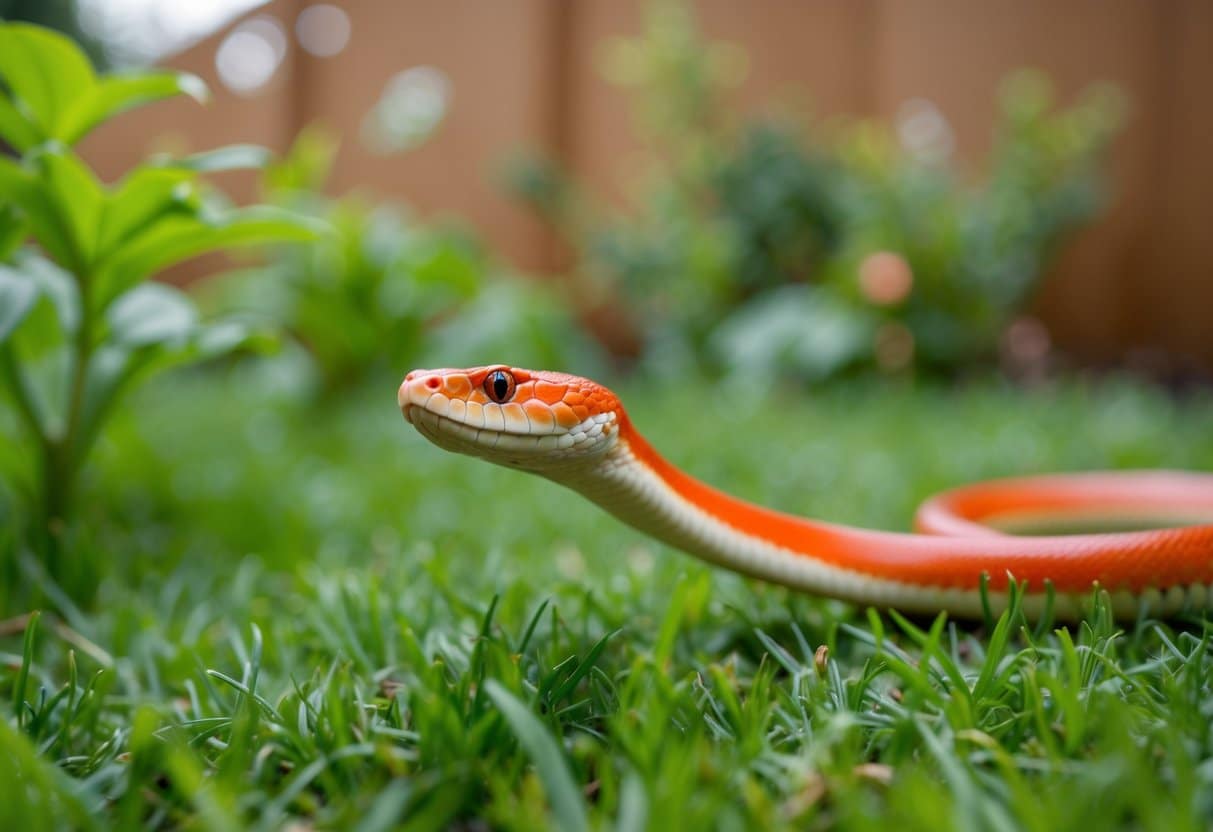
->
[4,362,1213,830]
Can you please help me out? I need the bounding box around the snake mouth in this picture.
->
[403,401,616,471]
[406,405,497,459]
[403,404,557,439]
[404,404,563,459]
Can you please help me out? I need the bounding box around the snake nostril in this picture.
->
[425,377,441,390]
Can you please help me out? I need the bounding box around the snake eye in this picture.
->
[484,369,516,403]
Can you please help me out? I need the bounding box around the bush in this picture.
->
[0,23,321,604]
[206,125,603,394]
[506,0,1124,383]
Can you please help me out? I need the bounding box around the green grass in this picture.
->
[3,362,1213,830]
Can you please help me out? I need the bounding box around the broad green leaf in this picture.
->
[0,95,42,152]
[29,144,105,265]
[484,681,588,832]
[711,285,875,382]
[96,166,198,259]
[60,72,208,144]
[75,314,265,462]
[0,156,79,270]
[193,319,277,357]
[96,207,326,306]
[0,257,77,437]
[159,144,272,174]
[105,282,197,348]
[5,254,78,359]
[0,23,97,141]
[0,267,39,343]
[22,254,81,337]
[0,26,207,148]
[0,204,27,261]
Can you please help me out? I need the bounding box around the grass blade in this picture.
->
[485,680,588,832]
[12,610,40,723]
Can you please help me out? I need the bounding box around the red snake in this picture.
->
[399,365,1213,619]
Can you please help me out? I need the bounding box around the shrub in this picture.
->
[0,23,321,604]
[507,0,1124,382]
[206,125,603,394]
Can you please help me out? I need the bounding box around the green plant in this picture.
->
[801,74,1124,375]
[0,23,321,602]
[208,125,601,393]
[507,0,1123,383]
[209,126,484,391]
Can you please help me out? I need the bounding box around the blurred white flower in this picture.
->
[896,98,955,165]
[363,66,452,155]
[215,16,287,96]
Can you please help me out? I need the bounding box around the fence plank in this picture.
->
[1134,0,1213,367]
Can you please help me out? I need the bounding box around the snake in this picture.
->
[399,365,1213,619]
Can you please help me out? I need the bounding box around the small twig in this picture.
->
[0,612,34,637]
[0,610,113,668]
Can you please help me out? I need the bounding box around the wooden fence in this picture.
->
[79,0,1213,369]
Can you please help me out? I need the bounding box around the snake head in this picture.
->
[399,365,624,473]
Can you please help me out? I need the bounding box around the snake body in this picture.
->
[399,365,1213,619]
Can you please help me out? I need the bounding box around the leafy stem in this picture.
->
[43,274,93,531]
[0,21,321,606]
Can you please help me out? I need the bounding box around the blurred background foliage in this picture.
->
[201,125,600,396]
[507,1,1125,383]
[0,0,1131,389]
